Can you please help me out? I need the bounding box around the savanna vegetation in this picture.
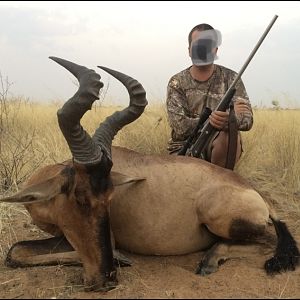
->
[0,71,300,297]
[0,89,300,259]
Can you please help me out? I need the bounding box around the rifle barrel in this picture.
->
[215,15,278,111]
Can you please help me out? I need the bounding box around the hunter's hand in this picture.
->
[234,99,251,115]
[209,110,229,130]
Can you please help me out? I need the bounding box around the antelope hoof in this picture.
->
[195,258,226,276]
[84,270,118,292]
[113,249,132,267]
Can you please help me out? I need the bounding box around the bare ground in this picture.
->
[0,206,299,299]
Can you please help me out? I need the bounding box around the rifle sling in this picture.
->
[225,103,238,170]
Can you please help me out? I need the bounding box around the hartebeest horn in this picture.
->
[92,66,148,158]
[49,56,104,165]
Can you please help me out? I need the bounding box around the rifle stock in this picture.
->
[189,88,236,158]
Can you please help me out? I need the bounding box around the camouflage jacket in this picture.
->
[166,64,253,152]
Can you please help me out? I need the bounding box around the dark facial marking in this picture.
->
[60,166,75,195]
[86,152,113,196]
[98,210,116,282]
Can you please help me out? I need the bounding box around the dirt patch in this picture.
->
[0,207,299,299]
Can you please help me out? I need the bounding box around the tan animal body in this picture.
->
[109,146,299,278]
[110,146,269,256]
[1,58,299,292]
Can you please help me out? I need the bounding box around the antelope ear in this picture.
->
[0,175,67,204]
[111,171,146,187]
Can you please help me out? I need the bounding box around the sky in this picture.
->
[0,1,299,108]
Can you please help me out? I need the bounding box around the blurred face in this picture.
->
[189,30,220,66]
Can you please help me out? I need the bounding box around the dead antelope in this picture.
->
[1,57,299,292]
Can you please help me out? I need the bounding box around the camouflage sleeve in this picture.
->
[166,77,199,141]
[232,77,253,131]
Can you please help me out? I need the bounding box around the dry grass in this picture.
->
[235,108,300,220]
[0,99,300,299]
[0,99,300,250]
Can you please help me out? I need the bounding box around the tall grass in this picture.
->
[0,99,299,218]
[236,109,300,218]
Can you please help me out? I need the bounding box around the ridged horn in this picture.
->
[49,56,88,78]
[50,56,104,166]
[91,67,148,159]
[98,66,147,110]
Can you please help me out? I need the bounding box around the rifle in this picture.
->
[180,15,279,158]
[177,107,212,156]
